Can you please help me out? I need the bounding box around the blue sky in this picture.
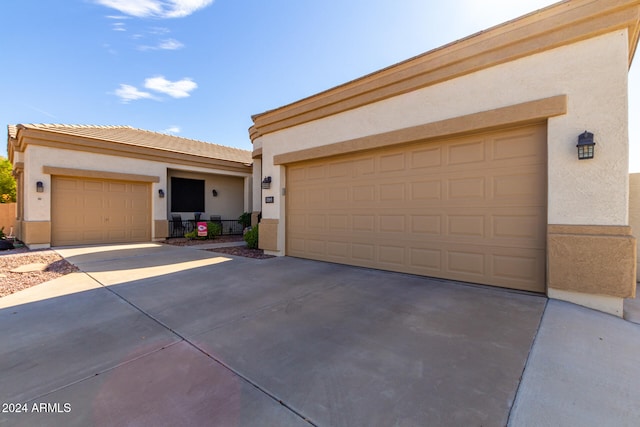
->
[2,0,638,170]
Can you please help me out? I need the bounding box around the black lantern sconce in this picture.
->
[158,189,165,198]
[36,181,44,193]
[261,176,272,189]
[577,131,595,160]
[212,189,218,197]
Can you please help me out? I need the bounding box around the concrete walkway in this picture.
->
[0,243,639,426]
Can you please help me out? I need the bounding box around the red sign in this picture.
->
[197,222,207,237]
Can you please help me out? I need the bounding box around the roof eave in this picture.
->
[250,0,640,140]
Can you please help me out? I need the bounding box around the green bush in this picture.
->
[244,225,259,249]
[238,212,251,228]
[206,221,222,239]
[184,221,221,240]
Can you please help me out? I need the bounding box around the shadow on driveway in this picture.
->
[1,243,547,426]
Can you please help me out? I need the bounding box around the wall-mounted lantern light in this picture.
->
[158,189,165,198]
[212,189,218,197]
[261,176,272,189]
[36,181,44,193]
[577,131,595,160]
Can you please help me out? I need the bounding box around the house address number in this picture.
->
[265,196,274,203]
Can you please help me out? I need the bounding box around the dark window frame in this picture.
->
[171,177,205,212]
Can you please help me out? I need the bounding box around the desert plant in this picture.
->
[244,225,259,249]
[0,226,5,239]
[238,212,251,228]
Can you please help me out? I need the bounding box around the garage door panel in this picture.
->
[379,152,406,172]
[447,250,486,277]
[447,139,486,165]
[410,146,442,169]
[287,124,546,292]
[52,176,151,246]
[379,245,405,266]
[410,215,442,234]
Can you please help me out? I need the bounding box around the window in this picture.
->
[171,177,204,212]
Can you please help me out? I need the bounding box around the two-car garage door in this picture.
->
[51,176,151,246]
[286,124,547,292]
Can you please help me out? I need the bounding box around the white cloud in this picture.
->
[95,0,214,19]
[137,38,184,51]
[144,76,197,98]
[112,22,126,31]
[114,84,156,103]
[162,126,181,134]
[158,39,184,50]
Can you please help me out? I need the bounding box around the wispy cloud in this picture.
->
[162,126,181,134]
[111,22,126,32]
[103,43,118,55]
[137,38,184,51]
[158,39,183,49]
[25,104,57,119]
[114,84,157,103]
[144,76,197,98]
[95,0,214,19]
[114,76,197,103]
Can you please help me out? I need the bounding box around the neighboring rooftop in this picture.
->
[8,124,252,165]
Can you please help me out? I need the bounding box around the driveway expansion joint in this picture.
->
[85,270,318,426]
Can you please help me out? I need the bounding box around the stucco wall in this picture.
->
[631,173,640,282]
[20,145,251,240]
[257,30,631,253]
[0,203,16,234]
[167,169,245,220]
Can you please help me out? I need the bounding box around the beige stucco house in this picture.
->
[8,124,252,249]
[250,0,640,316]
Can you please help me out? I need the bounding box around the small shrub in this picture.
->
[206,221,222,239]
[238,212,252,228]
[0,226,4,239]
[185,221,222,240]
[244,225,259,249]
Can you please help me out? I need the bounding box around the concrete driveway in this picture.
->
[1,243,639,426]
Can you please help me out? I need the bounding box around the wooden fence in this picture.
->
[0,203,16,236]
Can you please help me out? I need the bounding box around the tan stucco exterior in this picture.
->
[548,225,636,298]
[8,125,252,248]
[251,0,640,315]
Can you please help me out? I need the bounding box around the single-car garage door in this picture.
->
[51,176,151,246]
[286,124,547,292]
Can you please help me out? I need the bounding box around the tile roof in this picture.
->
[9,124,252,165]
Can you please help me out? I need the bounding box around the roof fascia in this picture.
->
[250,0,640,140]
[17,128,252,174]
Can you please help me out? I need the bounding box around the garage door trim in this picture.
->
[43,166,160,183]
[274,96,564,166]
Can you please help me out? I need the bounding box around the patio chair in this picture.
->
[171,214,184,237]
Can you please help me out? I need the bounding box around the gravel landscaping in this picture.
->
[163,235,275,259]
[0,248,79,298]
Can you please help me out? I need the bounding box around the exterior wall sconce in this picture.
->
[158,189,165,198]
[577,131,595,160]
[212,189,218,197]
[36,181,44,193]
[261,176,272,189]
